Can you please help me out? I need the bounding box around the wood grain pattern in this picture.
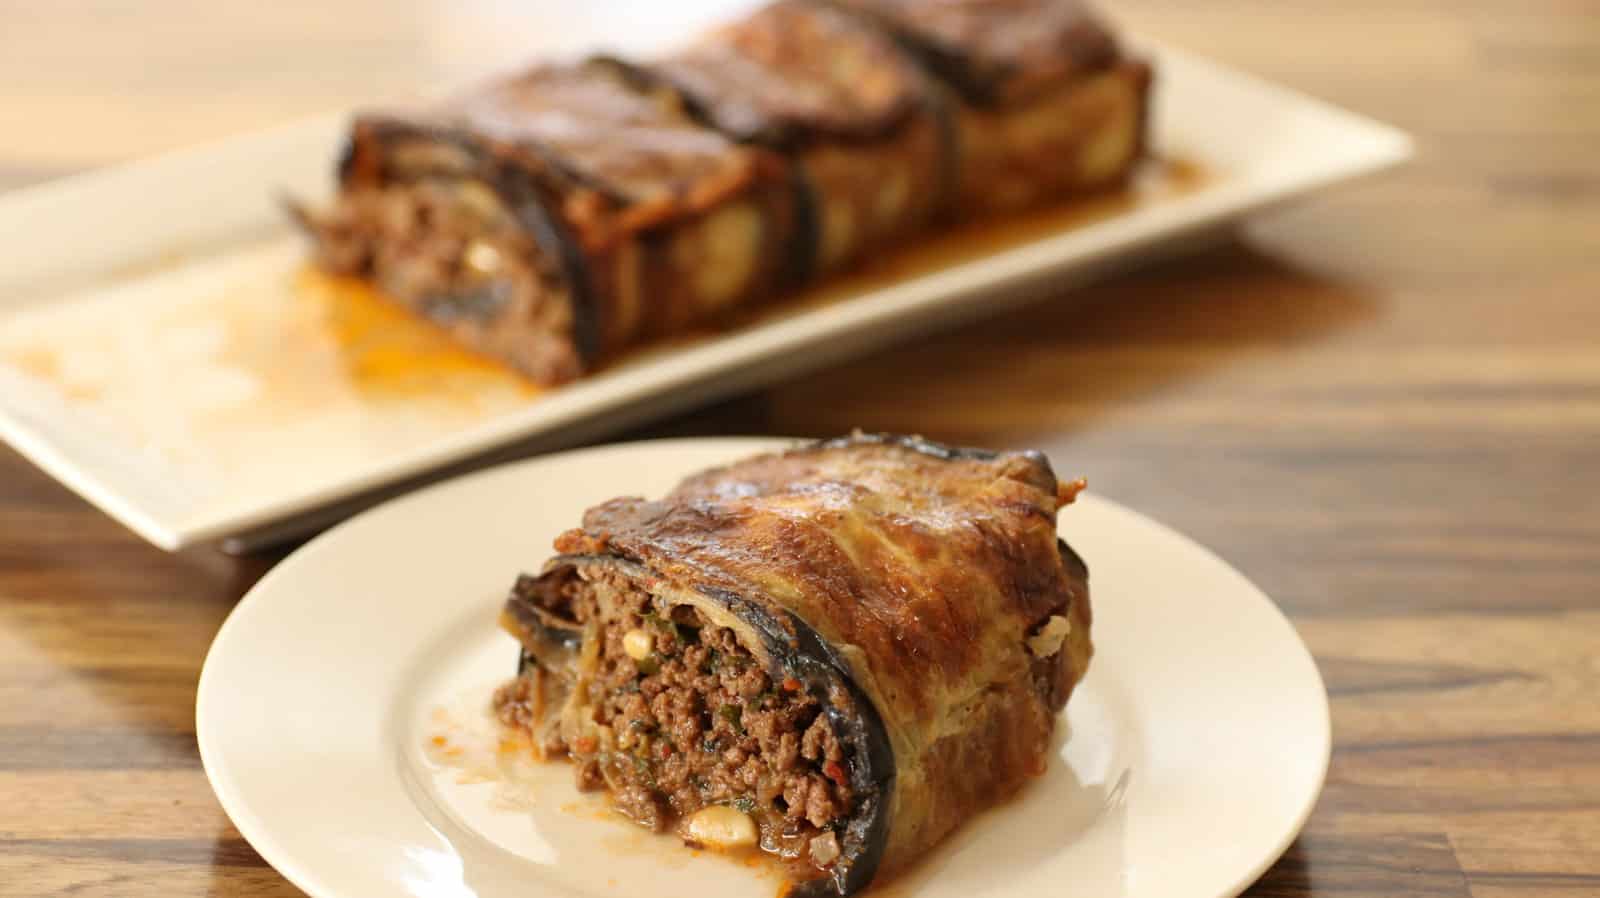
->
[1,1,1598,896]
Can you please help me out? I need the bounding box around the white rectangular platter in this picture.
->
[0,39,1410,551]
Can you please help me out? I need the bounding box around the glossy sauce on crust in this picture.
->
[533,435,1093,895]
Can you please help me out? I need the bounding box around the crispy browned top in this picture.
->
[839,0,1119,103]
[443,61,765,208]
[654,0,929,145]
[551,438,1082,724]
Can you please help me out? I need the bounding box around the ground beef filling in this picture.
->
[495,567,853,865]
[309,179,579,330]
[306,177,587,382]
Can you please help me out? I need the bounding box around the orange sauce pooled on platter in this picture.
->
[294,269,543,397]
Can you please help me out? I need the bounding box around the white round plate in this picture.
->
[198,437,1329,898]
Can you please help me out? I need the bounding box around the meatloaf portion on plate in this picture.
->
[495,433,1093,896]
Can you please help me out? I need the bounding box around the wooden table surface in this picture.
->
[2,1,1597,896]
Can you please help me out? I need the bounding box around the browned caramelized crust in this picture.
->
[645,0,955,272]
[835,0,1122,104]
[653,0,933,145]
[833,0,1150,213]
[577,439,1082,724]
[444,62,780,234]
[950,58,1152,211]
[497,434,1093,896]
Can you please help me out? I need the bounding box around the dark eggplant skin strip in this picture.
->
[500,434,1091,896]
[516,647,535,677]
[1058,536,1090,583]
[783,161,823,289]
[486,154,603,364]
[928,87,962,220]
[694,584,894,897]
[504,569,583,677]
[502,573,584,650]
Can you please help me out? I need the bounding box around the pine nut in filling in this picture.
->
[684,805,759,850]
[622,628,654,661]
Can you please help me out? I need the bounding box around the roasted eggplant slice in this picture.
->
[300,60,803,382]
[495,434,1093,896]
[835,0,1152,211]
[643,0,956,273]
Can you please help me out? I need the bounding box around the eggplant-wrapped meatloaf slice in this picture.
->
[837,0,1152,212]
[639,0,955,273]
[495,434,1093,896]
[299,1,1152,382]
[299,59,805,383]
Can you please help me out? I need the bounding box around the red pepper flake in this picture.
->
[824,760,847,785]
[573,736,598,755]
[781,677,802,692]
[1056,477,1087,509]
[659,743,673,758]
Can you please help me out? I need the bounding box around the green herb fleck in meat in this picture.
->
[631,755,656,788]
[641,611,681,643]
